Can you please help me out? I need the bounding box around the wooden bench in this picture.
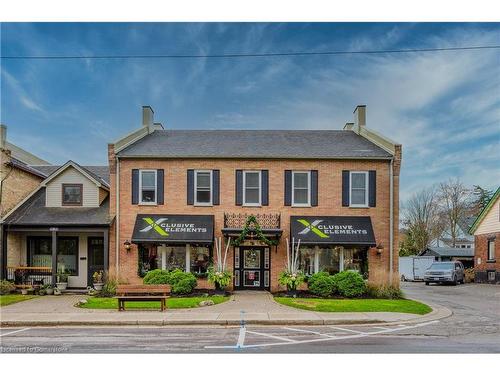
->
[115,285,171,311]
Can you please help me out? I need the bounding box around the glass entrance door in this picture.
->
[87,237,104,286]
[234,246,270,290]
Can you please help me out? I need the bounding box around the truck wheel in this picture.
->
[452,275,457,286]
[425,281,429,285]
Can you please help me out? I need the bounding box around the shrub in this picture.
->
[365,284,403,299]
[0,280,15,295]
[99,278,117,297]
[143,269,170,285]
[332,271,366,297]
[169,269,197,294]
[308,272,336,297]
[207,267,232,289]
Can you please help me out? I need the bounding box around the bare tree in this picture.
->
[403,187,441,252]
[438,178,472,247]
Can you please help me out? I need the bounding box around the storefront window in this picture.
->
[298,247,315,275]
[138,245,158,277]
[28,236,78,276]
[343,247,368,277]
[318,246,341,274]
[190,246,210,275]
[162,246,186,271]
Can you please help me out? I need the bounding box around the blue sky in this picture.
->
[1,22,499,201]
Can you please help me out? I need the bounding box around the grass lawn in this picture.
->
[81,295,229,309]
[274,297,432,315]
[0,294,37,307]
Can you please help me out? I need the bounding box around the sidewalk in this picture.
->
[0,291,451,327]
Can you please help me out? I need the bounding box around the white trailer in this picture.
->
[399,256,435,281]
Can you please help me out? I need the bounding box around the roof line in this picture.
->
[1,186,44,223]
[469,186,500,234]
[41,160,109,190]
[115,155,394,160]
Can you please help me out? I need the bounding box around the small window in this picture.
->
[488,240,495,261]
[62,184,82,206]
[139,170,157,204]
[194,170,212,205]
[243,171,261,206]
[487,271,496,281]
[292,171,310,206]
[350,171,368,207]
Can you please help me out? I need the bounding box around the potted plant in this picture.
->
[208,238,232,295]
[42,284,54,295]
[54,288,62,296]
[56,271,69,291]
[278,238,305,297]
[93,271,104,291]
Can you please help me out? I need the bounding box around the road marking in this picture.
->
[246,330,297,342]
[329,326,364,334]
[0,327,30,337]
[283,327,336,338]
[205,320,440,349]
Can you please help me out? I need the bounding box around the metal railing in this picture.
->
[223,213,281,229]
[6,266,52,287]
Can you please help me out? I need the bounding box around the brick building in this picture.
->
[108,105,402,291]
[469,187,500,284]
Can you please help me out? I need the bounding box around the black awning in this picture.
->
[290,216,376,246]
[131,214,214,244]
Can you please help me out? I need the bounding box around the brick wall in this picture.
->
[474,232,499,284]
[108,155,400,291]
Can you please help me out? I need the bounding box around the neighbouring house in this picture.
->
[469,187,500,284]
[107,105,402,291]
[0,124,51,281]
[1,160,113,288]
[432,216,476,249]
[419,246,474,268]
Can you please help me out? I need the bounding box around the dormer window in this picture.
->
[62,184,83,206]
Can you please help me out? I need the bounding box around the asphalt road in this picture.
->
[1,282,499,353]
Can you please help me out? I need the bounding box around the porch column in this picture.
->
[103,229,109,274]
[50,228,57,286]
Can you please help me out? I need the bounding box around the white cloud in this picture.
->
[1,68,45,113]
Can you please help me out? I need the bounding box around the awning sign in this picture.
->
[290,216,376,246]
[132,214,214,244]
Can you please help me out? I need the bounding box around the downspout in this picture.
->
[389,158,394,284]
[115,155,120,278]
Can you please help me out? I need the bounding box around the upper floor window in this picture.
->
[243,171,261,206]
[195,170,212,205]
[139,170,157,204]
[349,171,368,207]
[488,239,495,261]
[62,184,82,206]
[292,171,311,206]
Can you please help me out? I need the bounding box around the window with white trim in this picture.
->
[243,171,261,206]
[292,171,310,206]
[139,170,157,204]
[350,171,368,207]
[488,239,495,261]
[194,170,212,205]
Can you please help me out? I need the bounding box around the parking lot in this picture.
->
[1,282,499,353]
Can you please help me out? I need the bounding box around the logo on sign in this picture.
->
[140,217,209,237]
[297,219,329,238]
[296,218,369,238]
[140,218,169,236]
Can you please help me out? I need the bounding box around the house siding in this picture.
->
[474,199,500,236]
[45,166,100,207]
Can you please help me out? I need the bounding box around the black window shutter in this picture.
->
[157,169,164,205]
[342,170,350,207]
[235,170,243,205]
[187,169,194,205]
[131,169,139,204]
[369,170,376,207]
[311,170,318,207]
[213,170,220,205]
[284,170,292,206]
[261,170,269,206]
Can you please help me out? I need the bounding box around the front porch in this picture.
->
[2,226,109,289]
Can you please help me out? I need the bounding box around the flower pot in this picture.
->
[54,288,62,296]
[45,288,54,295]
[56,282,68,291]
[21,289,29,295]
[286,290,298,298]
[38,290,46,296]
[93,282,104,291]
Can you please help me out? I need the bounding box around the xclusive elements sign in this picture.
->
[132,214,214,243]
[290,216,375,245]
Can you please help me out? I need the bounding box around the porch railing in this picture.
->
[224,213,281,229]
[6,266,52,287]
